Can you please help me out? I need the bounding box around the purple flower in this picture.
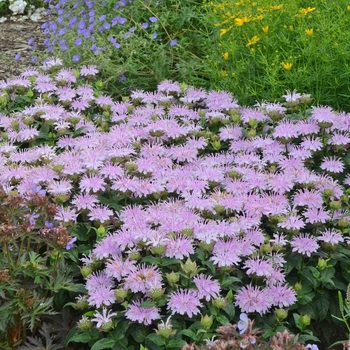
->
[142,22,149,29]
[149,16,158,23]
[58,28,66,36]
[99,14,106,21]
[152,32,158,39]
[235,285,272,315]
[72,55,81,62]
[167,289,202,317]
[125,300,161,325]
[78,20,86,29]
[170,39,178,46]
[28,37,35,45]
[74,38,83,46]
[29,213,40,226]
[14,53,21,61]
[108,37,121,49]
[60,39,68,50]
[66,237,77,250]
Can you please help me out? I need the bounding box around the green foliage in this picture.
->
[202,0,350,111]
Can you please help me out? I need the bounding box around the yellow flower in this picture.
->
[222,52,229,60]
[262,25,269,33]
[270,4,283,10]
[347,5,350,10]
[220,26,233,36]
[222,70,228,77]
[297,7,316,16]
[305,28,313,36]
[282,62,293,71]
[235,17,250,26]
[246,35,260,46]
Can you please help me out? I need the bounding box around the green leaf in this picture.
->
[161,258,181,267]
[130,326,146,343]
[140,301,156,308]
[65,327,95,345]
[178,329,197,340]
[146,333,166,346]
[216,315,230,325]
[91,338,116,350]
[167,338,186,348]
[223,302,235,320]
[221,276,241,288]
[113,321,130,341]
[314,293,329,321]
[141,255,161,265]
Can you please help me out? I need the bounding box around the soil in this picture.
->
[0,18,46,80]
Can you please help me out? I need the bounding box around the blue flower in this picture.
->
[14,53,21,61]
[142,22,149,29]
[237,313,249,334]
[66,237,77,250]
[74,38,83,46]
[72,55,81,62]
[152,32,158,39]
[149,16,158,23]
[170,39,178,46]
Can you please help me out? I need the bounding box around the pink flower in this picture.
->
[88,205,114,223]
[125,299,161,325]
[303,208,331,224]
[164,236,194,259]
[235,285,272,315]
[318,229,344,245]
[290,234,319,257]
[267,284,297,308]
[244,257,275,279]
[193,274,221,301]
[320,156,344,173]
[105,257,136,281]
[167,289,202,317]
[211,239,242,267]
[293,189,324,209]
[124,264,162,294]
[92,308,117,329]
[278,214,305,230]
[80,174,106,193]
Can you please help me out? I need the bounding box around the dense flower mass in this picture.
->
[1,60,350,348]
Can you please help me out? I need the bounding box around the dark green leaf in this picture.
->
[314,293,329,321]
[223,302,235,320]
[167,338,186,348]
[91,338,116,350]
[146,333,166,346]
[179,329,197,340]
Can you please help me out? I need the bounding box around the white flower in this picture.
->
[305,345,319,350]
[91,308,117,329]
[9,0,28,15]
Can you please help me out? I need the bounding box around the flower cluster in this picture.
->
[1,59,350,347]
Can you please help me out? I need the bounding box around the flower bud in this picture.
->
[300,314,311,326]
[27,89,34,98]
[181,228,194,237]
[294,282,302,292]
[248,118,258,128]
[198,241,214,252]
[96,225,106,238]
[149,288,165,299]
[96,80,103,89]
[156,318,176,338]
[115,288,128,302]
[275,308,288,321]
[80,265,93,278]
[212,297,227,309]
[76,296,89,310]
[330,201,342,210]
[339,219,349,228]
[77,316,92,331]
[151,244,166,255]
[200,315,213,329]
[323,189,334,197]
[317,258,328,270]
[166,271,180,285]
[100,321,114,332]
[181,258,198,276]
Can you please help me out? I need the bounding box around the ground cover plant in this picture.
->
[202,0,350,111]
[34,0,211,96]
[1,59,350,349]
